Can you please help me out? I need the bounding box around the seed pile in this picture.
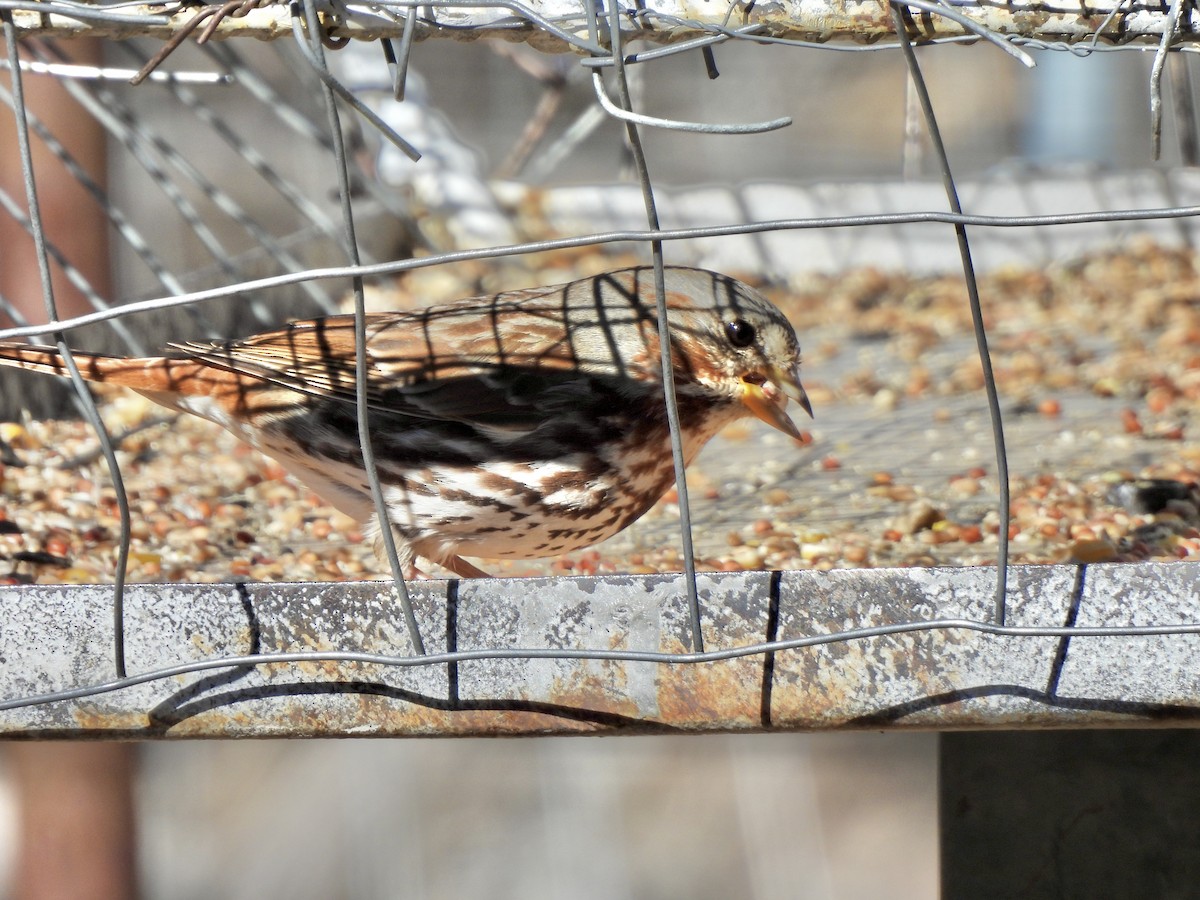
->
[5,241,1200,584]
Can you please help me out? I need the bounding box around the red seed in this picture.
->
[44,534,71,558]
[843,545,868,564]
[1146,386,1175,414]
[960,525,983,544]
[1121,408,1143,435]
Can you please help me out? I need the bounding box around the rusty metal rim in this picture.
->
[3,602,1199,713]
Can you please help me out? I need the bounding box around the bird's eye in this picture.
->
[725,319,756,348]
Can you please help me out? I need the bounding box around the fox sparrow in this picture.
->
[0,266,810,577]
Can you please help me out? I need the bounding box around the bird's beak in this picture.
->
[741,364,812,439]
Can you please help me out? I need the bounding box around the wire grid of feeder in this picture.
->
[4,0,1200,725]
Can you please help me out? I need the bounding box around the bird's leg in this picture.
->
[399,557,489,579]
[381,524,492,579]
[438,555,492,579]
[376,526,430,580]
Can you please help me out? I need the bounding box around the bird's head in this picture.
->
[655,268,812,439]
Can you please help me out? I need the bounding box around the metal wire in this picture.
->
[5,0,1197,46]
[5,613,1200,713]
[286,19,423,161]
[896,0,1035,66]
[0,179,148,352]
[1151,0,1187,159]
[893,5,1012,624]
[579,22,767,69]
[199,40,412,223]
[1,15,132,677]
[590,67,792,134]
[4,0,1200,722]
[0,56,232,83]
[381,4,417,99]
[600,0,706,652]
[26,39,345,327]
[365,0,609,54]
[110,41,353,258]
[294,0,426,655]
[0,0,174,25]
[10,202,1200,345]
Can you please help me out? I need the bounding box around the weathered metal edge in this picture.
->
[1,562,1199,737]
[7,1,1197,48]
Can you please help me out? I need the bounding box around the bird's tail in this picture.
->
[0,342,207,410]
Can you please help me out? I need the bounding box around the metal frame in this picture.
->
[3,0,1200,731]
[0,562,1197,737]
[5,0,1200,50]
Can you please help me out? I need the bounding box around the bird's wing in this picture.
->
[172,303,635,430]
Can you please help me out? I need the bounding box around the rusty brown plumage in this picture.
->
[0,266,811,577]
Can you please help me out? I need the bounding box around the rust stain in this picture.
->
[162,692,617,738]
[6,643,1181,738]
[652,640,764,729]
[70,705,153,733]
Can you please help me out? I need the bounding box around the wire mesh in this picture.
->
[3,0,1200,731]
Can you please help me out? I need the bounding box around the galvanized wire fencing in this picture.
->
[3,0,1200,734]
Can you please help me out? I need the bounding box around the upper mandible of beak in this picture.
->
[740,363,812,439]
[776,362,813,419]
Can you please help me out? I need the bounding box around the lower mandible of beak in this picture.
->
[740,376,804,439]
